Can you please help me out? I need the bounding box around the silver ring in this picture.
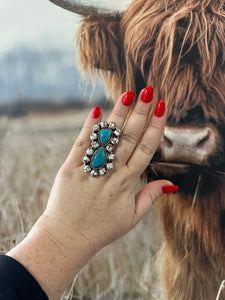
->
[82,121,121,177]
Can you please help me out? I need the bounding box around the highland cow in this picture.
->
[50,0,225,299]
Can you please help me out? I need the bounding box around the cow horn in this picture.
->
[49,0,121,16]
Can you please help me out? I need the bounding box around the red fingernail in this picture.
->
[122,91,135,106]
[140,86,154,103]
[92,106,101,118]
[154,100,165,117]
[162,185,179,194]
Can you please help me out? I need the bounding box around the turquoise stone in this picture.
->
[91,148,106,168]
[99,129,111,145]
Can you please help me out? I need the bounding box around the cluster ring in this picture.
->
[82,121,121,177]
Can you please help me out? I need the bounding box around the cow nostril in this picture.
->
[163,135,173,149]
[196,131,210,149]
[162,126,218,164]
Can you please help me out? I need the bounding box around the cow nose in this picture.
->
[162,126,217,164]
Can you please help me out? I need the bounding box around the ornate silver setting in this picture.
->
[82,121,121,177]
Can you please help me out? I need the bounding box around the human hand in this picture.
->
[8,87,178,300]
[39,87,176,255]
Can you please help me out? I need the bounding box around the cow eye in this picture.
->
[167,106,205,126]
[180,106,205,124]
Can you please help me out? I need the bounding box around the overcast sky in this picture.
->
[0,0,79,55]
[0,0,131,56]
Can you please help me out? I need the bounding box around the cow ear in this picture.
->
[76,14,125,98]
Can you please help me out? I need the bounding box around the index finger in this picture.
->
[65,107,103,167]
[127,100,167,175]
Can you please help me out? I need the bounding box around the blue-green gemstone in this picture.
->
[99,129,111,145]
[91,148,106,168]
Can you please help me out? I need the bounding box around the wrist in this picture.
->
[7,213,98,300]
[36,213,99,263]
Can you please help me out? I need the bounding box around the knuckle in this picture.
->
[121,131,138,145]
[117,171,135,191]
[134,109,147,119]
[58,163,75,179]
[149,123,162,132]
[114,109,126,119]
[75,139,86,149]
[138,141,156,156]
[108,109,125,124]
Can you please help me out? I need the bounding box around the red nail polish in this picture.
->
[162,185,179,194]
[122,91,135,106]
[140,86,154,103]
[154,100,165,117]
[92,106,101,119]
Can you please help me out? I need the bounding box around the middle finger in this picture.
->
[115,86,154,165]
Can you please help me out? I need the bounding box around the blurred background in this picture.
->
[0,1,163,299]
[0,0,113,116]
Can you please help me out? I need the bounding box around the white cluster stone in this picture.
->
[106,144,114,152]
[99,168,106,176]
[93,124,100,132]
[108,154,115,161]
[86,148,94,156]
[100,121,108,128]
[107,163,113,170]
[82,156,90,163]
[90,133,98,140]
[92,142,100,149]
[111,137,119,145]
[90,170,98,177]
[83,165,91,173]
[114,129,121,137]
[109,122,116,129]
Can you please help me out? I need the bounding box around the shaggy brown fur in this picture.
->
[159,189,225,300]
[76,0,225,299]
[76,14,125,98]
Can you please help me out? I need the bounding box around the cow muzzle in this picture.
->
[160,125,219,166]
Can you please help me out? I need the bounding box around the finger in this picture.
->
[65,90,135,170]
[66,106,103,167]
[127,100,167,174]
[133,180,179,226]
[107,91,135,130]
[67,90,135,168]
[115,86,154,165]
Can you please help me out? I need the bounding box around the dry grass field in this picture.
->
[0,109,164,300]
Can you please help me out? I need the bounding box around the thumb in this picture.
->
[133,180,179,225]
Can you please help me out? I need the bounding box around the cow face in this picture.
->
[121,0,225,195]
[49,0,225,196]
